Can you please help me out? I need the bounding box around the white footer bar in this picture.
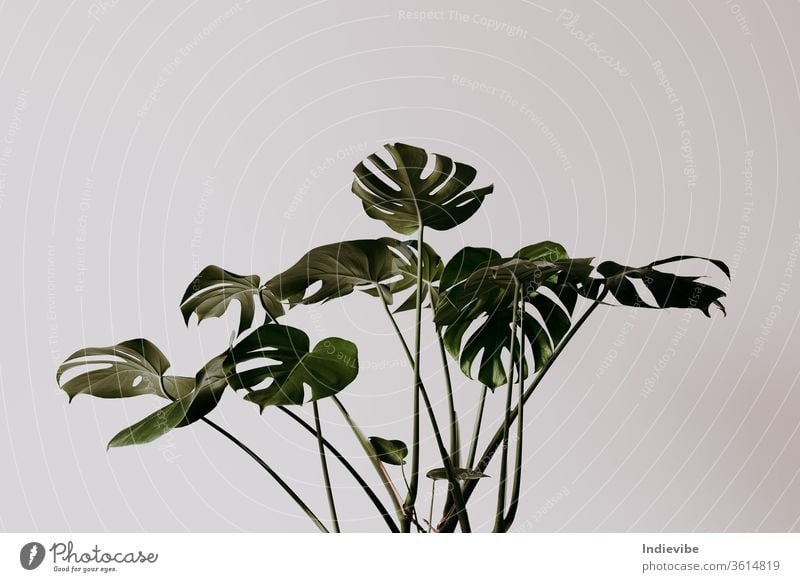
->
[2,533,797,581]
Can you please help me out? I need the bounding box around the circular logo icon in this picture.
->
[20,542,46,570]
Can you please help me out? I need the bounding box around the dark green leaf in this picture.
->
[57,339,172,401]
[426,467,489,481]
[586,256,729,316]
[368,436,408,465]
[440,247,501,292]
[107,356,228,448]
[435,245,588,388]
[351,143,493,235]
[264,238,436,308]
[224,324,359,410]
[455,307,520,388]
[180,266,262,335]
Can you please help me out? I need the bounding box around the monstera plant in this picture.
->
[57,142,729,533]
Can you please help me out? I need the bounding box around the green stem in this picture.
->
[331,396,406,526]
[200,418,329,533]
[276,406,398,532]
[159,374,328,533]
[504,303,526,531]
[428,480,436,533]
[418,377,472,532]
[437,330,461,529]
[312,400,340,533]
[403,225,425,532]
[399,464,425,533]
[379,292,472,532]
[377,461,405,510]
[438,331,461,467]
[493,283,520,532]
[266,291,399,531]
[466,386,488,470]
[438,291,607,532]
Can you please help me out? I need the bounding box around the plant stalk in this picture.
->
[200,418,329,533]
[379,293,471,532]
[312,400,340,532]
[403,225,425,532]
[276,406,398,532]
[437,330,461,530]
[438,331,461,467]
[493,283,520,532]
[466,385,488,470]
[428,480,436,533]
[418,378,472,531]
[331,396,406,526]
[503,302,526,531]
[438,291,608,532]
[159,376,329,533]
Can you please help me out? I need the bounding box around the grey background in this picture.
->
[1,0,799,532]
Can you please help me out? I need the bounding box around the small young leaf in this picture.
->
[426,467,489,481]
[368,436,408,465]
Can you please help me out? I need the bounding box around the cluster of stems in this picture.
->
[195,223,607,533]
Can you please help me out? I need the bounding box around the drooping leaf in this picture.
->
[224,324,359,410]
[57,339,173,401]
[368,436,409,466]
[585,256,730,316]
[263,237,438,308]
[351,143,493,235]
[180,266,263,335]
[426,467,489,481]
[107,356,228,448]
[58,339,229,448]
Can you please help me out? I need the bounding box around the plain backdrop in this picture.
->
[1,0,799,532]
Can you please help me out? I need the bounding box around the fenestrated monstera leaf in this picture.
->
[435,247,513,388]
[368,436,408,466]
[223,324,359,410]
[351,143,493,235]
[584,256,730,316]
[435,243,590,389]
[181,266,272,335]
[57,340,229,448]
[56,339,189,401]
[263,237,440,309]
[107,355,228,448]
